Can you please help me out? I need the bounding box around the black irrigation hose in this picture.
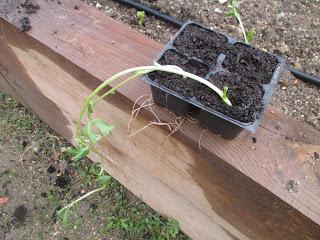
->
[287,67,320,86]
[117,0,184,28]
[118,0,320,86]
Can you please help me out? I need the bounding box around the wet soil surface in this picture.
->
[149,24,279,123]
[222,43,279,85]
[172,24,228,66]
[84,0,320,130]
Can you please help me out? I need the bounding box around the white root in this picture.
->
[128,94,153,132]
[149,104,161,123]
[128,94,210,148]
[128,95,187,139]
[128,121,177,138]
[186,114,199,124]
[198,129,208,150]
[163,116,186,144]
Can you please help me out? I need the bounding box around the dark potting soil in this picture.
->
[223,43,279,84]
[149,50,209,99]
[149,24,279,123]
[195,71,264,123]
[173,24,228,67]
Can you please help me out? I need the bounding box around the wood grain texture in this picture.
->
[1,1,320,239]
[0,20,247,240]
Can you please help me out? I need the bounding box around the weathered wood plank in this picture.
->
[0,20,247,240]
[1,1,320,239]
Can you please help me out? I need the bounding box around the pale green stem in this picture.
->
[231,0,248,43]
[99,167,104,176]
[236,11,248,43]
[59,186,105,213]
[93,73,141,104]
[76,65,232,138]
[92,65,231,105]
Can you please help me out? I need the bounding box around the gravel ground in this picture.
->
[84,0,320,130]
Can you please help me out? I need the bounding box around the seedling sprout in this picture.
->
[137,11,145,31]
[58,63,232,224]
[225,0,254,43]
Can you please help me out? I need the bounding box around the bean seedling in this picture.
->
[137,11,145,31]
[57,62,232,224]
[225,0,254,43]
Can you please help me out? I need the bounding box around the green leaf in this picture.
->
[167,219,179,238]
[82,122,98,144]
[231,0,237,8]
[107,217,116,229]
[223,86,229,96]
[246,30,254,43]
[96,175,112,187]
[137,10,145,19]
[66,147,78,157]
[137,11,145,30]
[91,119,114,136]
[222,86,229,103]
[57,207,69,226]
[224,10,236,17]
[66,146,89,161]
[72,146,89,161]
[82,119,114,144]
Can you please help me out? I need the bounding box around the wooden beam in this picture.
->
[1,1,320,239]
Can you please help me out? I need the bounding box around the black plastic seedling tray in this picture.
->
[143,21,286,139]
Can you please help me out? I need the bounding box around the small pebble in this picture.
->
[32,146,39,153]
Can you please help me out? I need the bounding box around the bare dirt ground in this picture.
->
[0,93,186,240]
[85,0,320,130]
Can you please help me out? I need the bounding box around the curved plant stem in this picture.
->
[57,185,106,225]
[75,64,232,139]
[65,186,105,209]
[93,73,141,104]
[235,11,248,43]
[63,63,233,226]
[228,0,251,44]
